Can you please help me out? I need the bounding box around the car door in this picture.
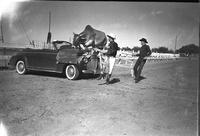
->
[39,49,58,71]
[25,49,44,69]
[26,49,58,71]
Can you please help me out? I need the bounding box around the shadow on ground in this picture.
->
[79,73,99,80]
[109,78,120,84]
[98,78,120,85]
[135,76,147,83]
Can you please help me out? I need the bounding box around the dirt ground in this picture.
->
[0,58,198,136]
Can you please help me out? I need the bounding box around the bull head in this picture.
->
[72,32,80,46]
[72,32,87,47]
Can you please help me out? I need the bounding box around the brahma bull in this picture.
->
[73,25,107,50]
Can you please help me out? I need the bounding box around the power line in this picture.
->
[17,18,32,44]
[49,11,51,32]
[0,14,32,45]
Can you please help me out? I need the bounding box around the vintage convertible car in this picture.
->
[8,40,100,80]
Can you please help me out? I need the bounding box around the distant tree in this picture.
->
[177,44,199,54]
[132,46,140,52]
[152,47,175,53]
[168,49,174,53]
[121,46,132,51]
[157,47,169,53]
[152,48,159,53]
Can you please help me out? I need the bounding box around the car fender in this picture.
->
[9,54,28,68]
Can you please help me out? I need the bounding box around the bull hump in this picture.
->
[85,25,94,31]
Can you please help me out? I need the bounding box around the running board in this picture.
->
[27,67,63,73]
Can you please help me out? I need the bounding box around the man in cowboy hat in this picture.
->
[94,33,119,84]
[133,38,151,83]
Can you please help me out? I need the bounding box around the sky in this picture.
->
[0,1,199,49]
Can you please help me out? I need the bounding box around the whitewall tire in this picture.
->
[16,60,27,75]
[65,65,79,80]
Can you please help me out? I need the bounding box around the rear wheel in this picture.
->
[65,65,79,80]
[16,60,27,75]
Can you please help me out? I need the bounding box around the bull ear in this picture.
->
[73,32,76,35]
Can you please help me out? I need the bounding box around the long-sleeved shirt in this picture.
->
[105,41,120,57]
[137,44,151,58]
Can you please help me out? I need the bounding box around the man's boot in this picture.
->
[135,74,140,83]
[97,73,103,80]
[106,74,111,85]
[102,73,106,79]
[134,71,137,79]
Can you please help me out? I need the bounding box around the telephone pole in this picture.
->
[174,35,177,55]
[0,15,4,44]
[47,11,52,46]
[49,12,51,33]
[0,15,6,68]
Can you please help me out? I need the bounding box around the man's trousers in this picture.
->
[133,57,147,79]
[108,56,116,75]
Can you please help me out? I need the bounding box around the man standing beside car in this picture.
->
[133,38,151,83]
[94,34,119,84]
[96,44,109,80]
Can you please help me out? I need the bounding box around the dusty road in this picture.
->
[0,58,198,136]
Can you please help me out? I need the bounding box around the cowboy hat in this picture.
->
[107,33,116,40]
[139,38,148,43]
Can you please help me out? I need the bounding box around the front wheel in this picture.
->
[16,60,27,75]
[65,65,79,80]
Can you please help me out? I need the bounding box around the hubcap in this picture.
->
[18,62,24,72]
[68,66,75,77]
